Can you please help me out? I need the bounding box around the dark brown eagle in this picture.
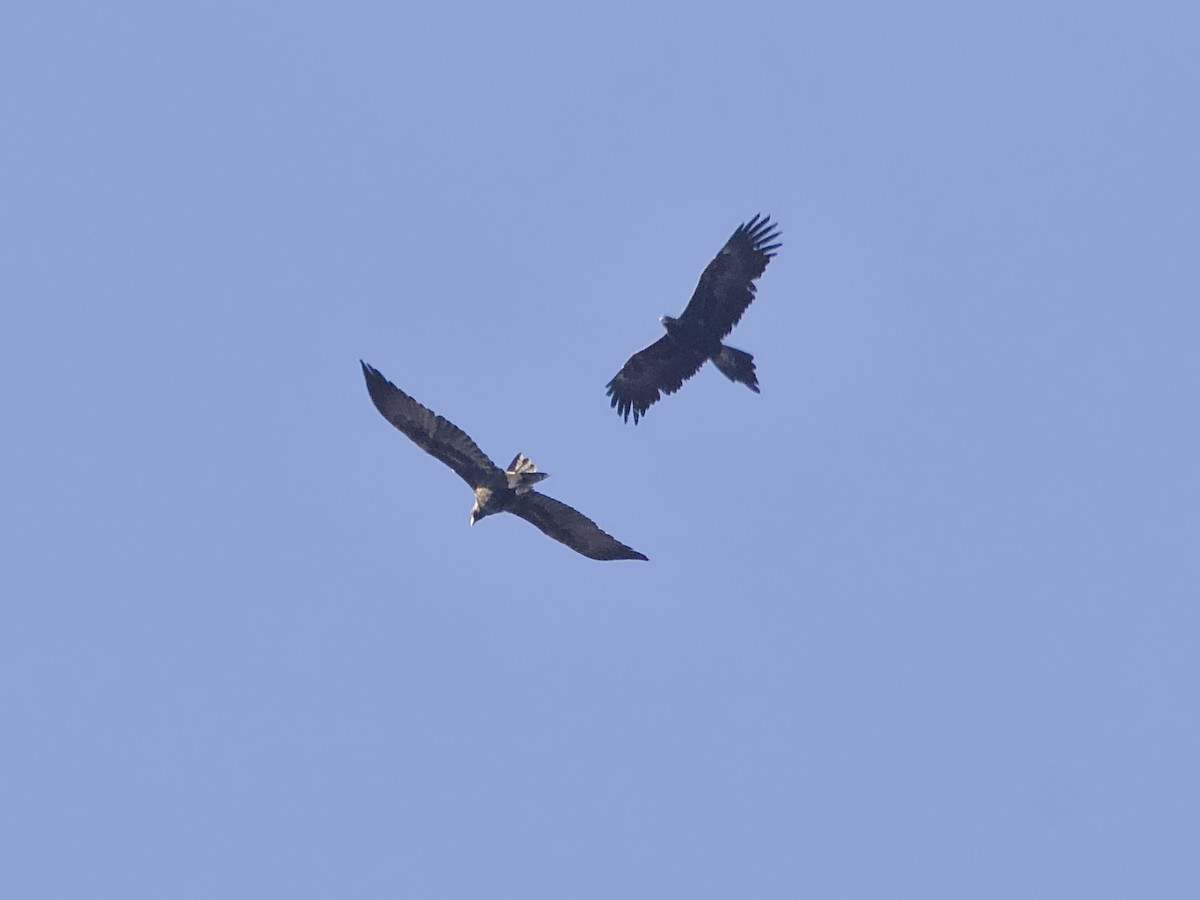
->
[606,214,782,424]
[361,361,648,561]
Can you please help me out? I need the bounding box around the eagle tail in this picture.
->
[506,453,550,493]
[712,345,760,393]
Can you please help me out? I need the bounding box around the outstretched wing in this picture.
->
[605,335,708,424]
[361,360,502,489]
[508,492,648,561]
[680,214,781,339]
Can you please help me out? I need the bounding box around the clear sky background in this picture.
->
[3,2,1198,897]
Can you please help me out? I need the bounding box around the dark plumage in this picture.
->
[606,214,782,423]
[361,361,648,561]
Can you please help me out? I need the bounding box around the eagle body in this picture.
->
[607,214,781,424]
[362,361,647,561]
[470,454,549,524]
[659,314,722,357]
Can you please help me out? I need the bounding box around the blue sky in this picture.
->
[3,2,1198,897]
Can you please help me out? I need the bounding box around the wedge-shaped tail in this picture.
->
[712,345,759,393]
[506,453,550,494]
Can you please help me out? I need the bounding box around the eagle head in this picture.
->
[470,488,493,526]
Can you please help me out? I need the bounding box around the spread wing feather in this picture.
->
[361,361,501,489]
[605,335,708,424]
[680,213,781,339]
[508,492,648,561]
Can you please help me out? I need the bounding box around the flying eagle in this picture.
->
[361,361,648,562]
[606,214,782,424]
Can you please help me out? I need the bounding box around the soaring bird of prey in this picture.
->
[361,361,648,561]
[606,214,782,424]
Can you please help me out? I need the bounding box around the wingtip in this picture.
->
[361,360,389,395]
[607,547,649,562]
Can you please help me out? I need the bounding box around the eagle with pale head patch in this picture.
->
[362,361,648,561]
